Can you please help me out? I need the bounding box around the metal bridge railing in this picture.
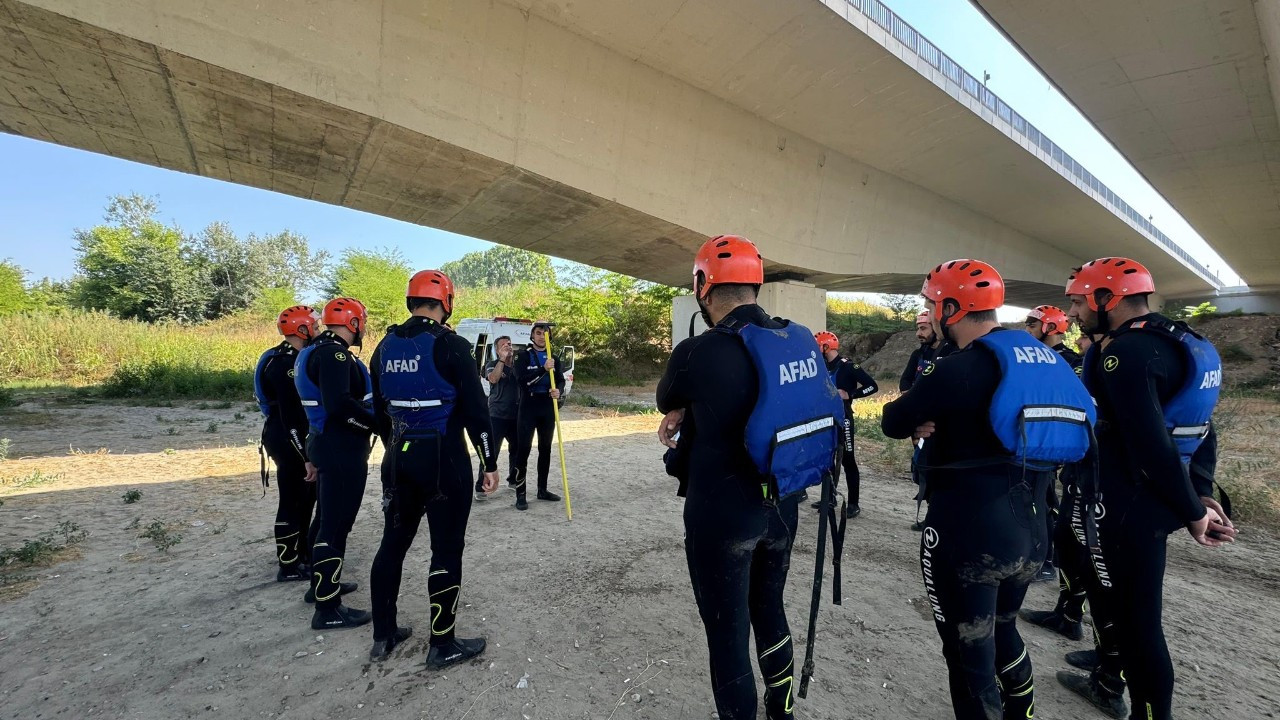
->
[842,0,1220,285]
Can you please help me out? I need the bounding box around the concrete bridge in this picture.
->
[0,0,1224,330]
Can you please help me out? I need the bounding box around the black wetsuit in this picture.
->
[1042,342,1084,574]
[1084,313,1206,720]
[475,356,519,492]
[512,346,565,499]
[256,341,317,571]
[368,316,499,646]
[827,355,878,507]
[882,328,1048,720]
[899,341,941,392]
[300,333,375,610]
[657,304,799,720]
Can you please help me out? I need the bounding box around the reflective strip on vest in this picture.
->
[776,417,837,444]
[1171,423,1211,438]
[300,400,319,407]
[1022,406,1089,423]
[388,399,444,408]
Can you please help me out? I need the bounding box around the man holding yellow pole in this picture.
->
[512,321,566,512]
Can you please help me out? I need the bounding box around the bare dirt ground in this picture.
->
[1,389,1279,720]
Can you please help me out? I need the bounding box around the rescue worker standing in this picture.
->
[657,235,843,720]
[367,270,500,667]
[1056,258,1235,720]
[814,331,878,518]
[899,310,940,391]
[882,260,1095,720]
[511,322,564,511]
[1024,305,1082,583]
[294,297,375,629]
[254,306,321,582]
[475,335,519,499]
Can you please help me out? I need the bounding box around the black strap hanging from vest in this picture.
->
[799,467,843,698]
[258,441,270,497]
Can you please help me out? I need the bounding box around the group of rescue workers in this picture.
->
[253,233,1234,720]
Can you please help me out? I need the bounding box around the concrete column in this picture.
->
[670,281,829,346]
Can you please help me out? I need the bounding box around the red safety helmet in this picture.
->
[1065,257,1155,312]
[322,297,368,335]
[915,310,931,326]
[693,235,764,300]
[277,305,320,340]
[407,269,455,315]
[815,331,839,352]
[1027,305,1069,334]
[921,259,1005,326]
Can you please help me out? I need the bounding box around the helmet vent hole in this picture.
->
[1122,268,1137,275]
[969,269,982,277]
[717,252,733,259]
[975,281,991,288]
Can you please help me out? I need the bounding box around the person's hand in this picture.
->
[1189,507,1235,547]
[838,389,850,401]
[501,346,513,363]
[549,388,561,400]
[304,462,318,483]
[482,470,499,494]
[543,356,555,371]
[658,409,685,449]
[912,421,936,441]
[1201,496,1235,530]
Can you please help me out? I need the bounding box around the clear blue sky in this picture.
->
[0,0,1241,291]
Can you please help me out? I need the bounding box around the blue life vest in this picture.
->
[975,329,1096,469]
[715,318,844,500]
[253,343,293,418]
[1127,319,1221,461]
[376,325,456,439]
[294,338,372,433]
[524,348,552,395]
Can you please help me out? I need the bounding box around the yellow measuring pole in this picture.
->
[544,327,573,521]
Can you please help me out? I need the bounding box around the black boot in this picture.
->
[846,504,861,520]
[536,489,560,502]
[1056,671,1129,720]
[515,489,528,511]
[276,564,308,582]
[305,581,357,604]
[426,637,486,670]
[1065,649,1098,671]
[310,603,372,630]
[1033,561,1057,583]
[1019,608,1085,641]
[369,626,413,662]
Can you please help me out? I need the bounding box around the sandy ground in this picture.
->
[1,392,1279,720]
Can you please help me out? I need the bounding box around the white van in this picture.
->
[454,317,576,398]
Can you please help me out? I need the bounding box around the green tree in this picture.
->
[73,195,209,322]
[881,293,922,321]
[325,248,412,330]
[0,260,32,315]
[26,277,77,311]
[194,224,327,318]
[440,246,556,288]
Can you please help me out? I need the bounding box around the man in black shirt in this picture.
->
[882,259,1093,720]
[1055,258,1235,720]
[254,305,321,582]
[899,310,940,391]
[814,331,878,518]
[367,270,499,668]
[475,335,519,499]
[294,297,375,630]
[511,323,565,511]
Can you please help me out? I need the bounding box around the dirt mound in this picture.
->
[862,330,919,383]
[1192,314,1280,389]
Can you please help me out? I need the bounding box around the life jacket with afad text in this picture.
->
[1082,318,1221,462]
[375,322,456,440]
[714,317,844,501]
[974,329,1096,470]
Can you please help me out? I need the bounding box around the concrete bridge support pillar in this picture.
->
[670,281,828,346]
